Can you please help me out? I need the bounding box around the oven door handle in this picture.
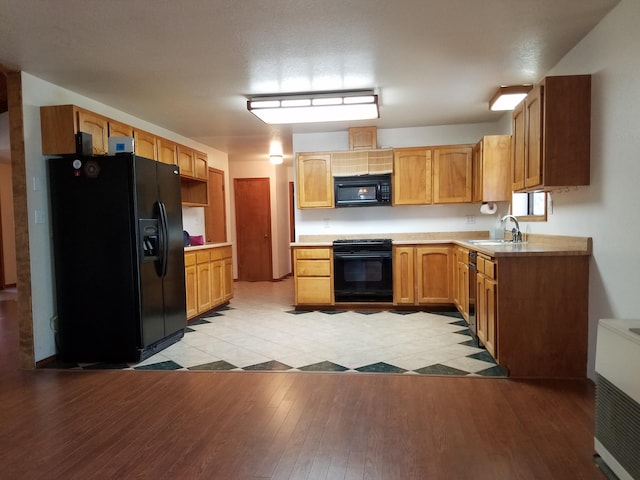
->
[334,252,392,260]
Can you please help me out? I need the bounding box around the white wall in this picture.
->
[516,0,640,378]
[292,120,511,239]
[20,72,230,362]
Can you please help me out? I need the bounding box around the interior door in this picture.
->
[234,178,272,281]
[204,168,227,243]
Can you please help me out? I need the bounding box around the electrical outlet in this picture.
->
[32,176,42,191]
[466,215,476,224]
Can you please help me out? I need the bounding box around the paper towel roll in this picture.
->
[480,202,497,214]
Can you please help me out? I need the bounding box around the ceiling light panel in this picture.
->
[248,90,379,124]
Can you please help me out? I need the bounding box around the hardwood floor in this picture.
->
[0,297,606,480]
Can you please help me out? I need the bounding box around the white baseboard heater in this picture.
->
[595,319,640,480]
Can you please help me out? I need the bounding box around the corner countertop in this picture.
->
[184,242,232,252]
[290,232,592,258]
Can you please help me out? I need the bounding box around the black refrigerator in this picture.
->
[48,154,187,363]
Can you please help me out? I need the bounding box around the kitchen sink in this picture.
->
[467,239,527,246]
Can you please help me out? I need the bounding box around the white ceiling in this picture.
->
[0,0,619,163]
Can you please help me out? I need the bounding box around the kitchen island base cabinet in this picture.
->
[184,245,234,320]
[495,255,589,378]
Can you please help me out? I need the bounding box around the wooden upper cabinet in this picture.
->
[433,145,473,204]
[157,137,178,165]
[178,145,195,177]
[296,153,333,208]
[133,129,157,161]
[393,148,432,205]
[40,105,113,155]
[348,126,377,150]
[475,135,512,203]
[77,110,109,155]
[524,85,543,189]
[511,102,526,191]
[108,120,133,139]
[194,150,209,180]
[513,75,591,192]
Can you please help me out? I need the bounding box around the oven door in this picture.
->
[334,251,393,302]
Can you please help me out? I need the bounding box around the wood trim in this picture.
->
[7,71,35,369]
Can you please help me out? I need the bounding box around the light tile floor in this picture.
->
[69,278,504,376]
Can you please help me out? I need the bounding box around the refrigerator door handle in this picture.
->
[157,201,170,278]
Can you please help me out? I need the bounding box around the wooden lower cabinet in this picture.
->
[393,247,415,304]
[476,254,497,358]
[184,253,198,319]
[184,245,234,320]
[453,247,469,322]
[293,247,333,305]
[466,252,589,378]
[393,245,452,305]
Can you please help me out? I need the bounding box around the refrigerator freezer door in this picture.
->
[155,161,187,337]
[134,156,169,348]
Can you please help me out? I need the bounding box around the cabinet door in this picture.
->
[77,110,108,155]
[348,126,377,150]
[158,138,178,165]
[433,146,473,204]
[185,263,198,319]
[512,102,526,191]
[393,148,432,205]
[296,153,333,208]
[476,274,487,346]
[134,129,157,161]
[210,259,224,307]
[223,256,234,301]
[415,246,452,304]
[481,135,512,202]
[194,150,209,180]
[178,146,195,177]
[393,247,415,304]
[472,141,483,203]
[524,85,544,189]
[485,277,497,359]
[108,120,133,138]
[455,257,469,322]
[197,261,212,313]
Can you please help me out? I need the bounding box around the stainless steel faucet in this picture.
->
[501,214,522,242]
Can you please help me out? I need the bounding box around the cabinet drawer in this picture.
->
[196,251,210,264]
[296,260,331,277]
[184,252,196,267]
[478,256,496,279]
[296,277,333,304]
[295,248,332,260]
[210,246,232,261]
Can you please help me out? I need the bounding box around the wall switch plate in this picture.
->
[466,215,476,224]
[34,210,46,224]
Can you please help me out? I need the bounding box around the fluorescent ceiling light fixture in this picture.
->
[489,85,533,111]
[248,90,379,124]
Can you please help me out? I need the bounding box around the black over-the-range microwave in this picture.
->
[334,174,392,207]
